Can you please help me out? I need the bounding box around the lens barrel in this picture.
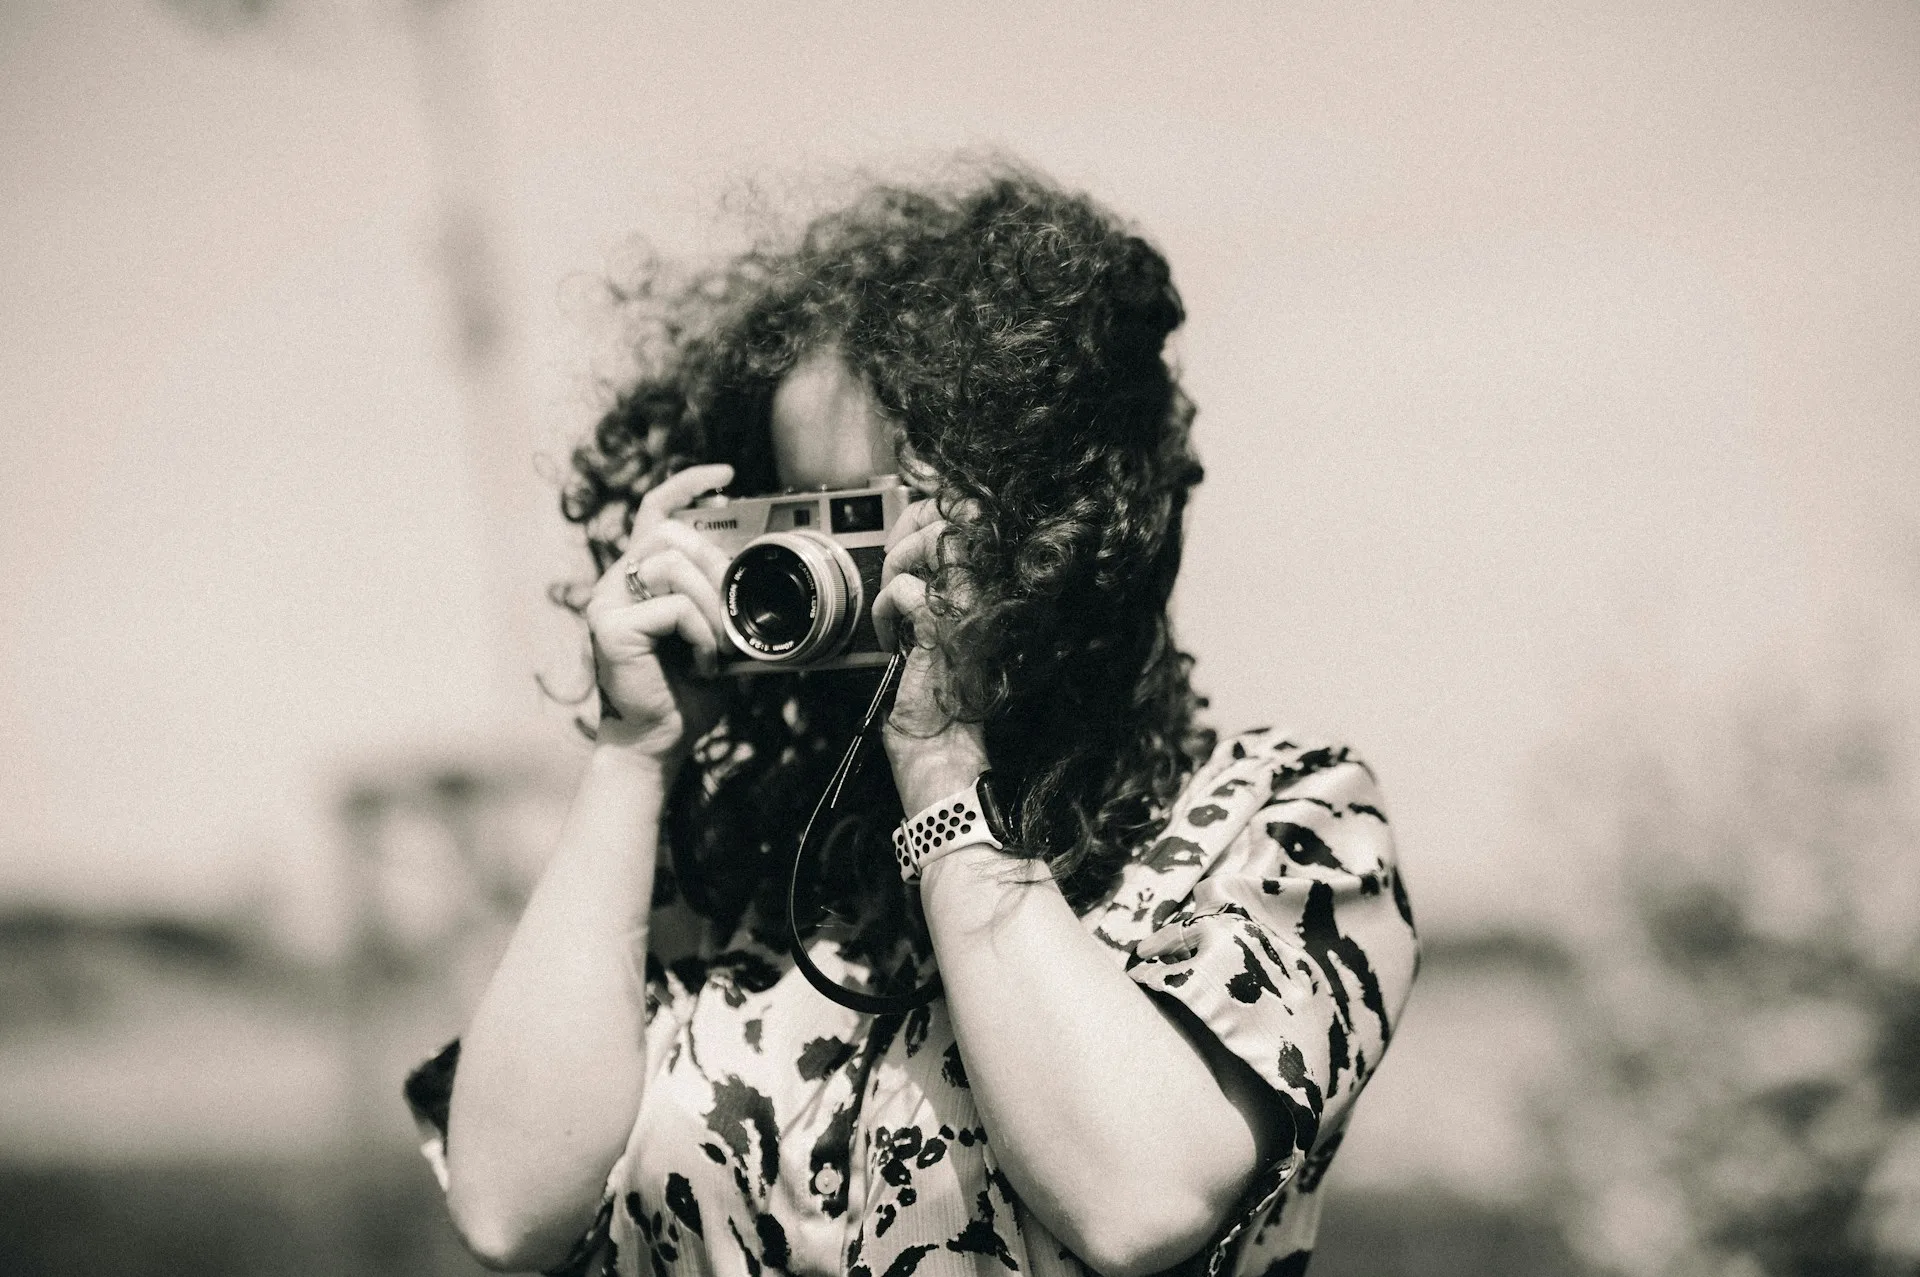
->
[721,532,862,665]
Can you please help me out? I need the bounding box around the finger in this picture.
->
[591,545,651,611]
[607,593,718,665]
[622,518,733,587]
[881,517,948,589]
[599,525,729,615]
[633,464,735,532]
[631,549,733,653]
[659,594,719,666]
[940,494,983,524]
[883,497,945,555]
[872,572,931,653]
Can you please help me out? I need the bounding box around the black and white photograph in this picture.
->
[3,2,1918,1274]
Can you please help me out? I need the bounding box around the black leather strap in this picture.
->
[783,651,945,1015]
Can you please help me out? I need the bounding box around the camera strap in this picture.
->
[785,647,945,1015]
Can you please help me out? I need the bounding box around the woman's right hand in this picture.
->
[585,463,738,764]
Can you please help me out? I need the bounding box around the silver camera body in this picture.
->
[671,474,915,674]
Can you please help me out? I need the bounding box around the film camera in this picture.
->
[672,475,915,673]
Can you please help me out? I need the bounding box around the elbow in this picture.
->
[448,1222,531,1273]
[447,1182,585,1273]
[447,1207,545,1273]
[1080,1241,1200,1277]
[1065,1189,1230,1277]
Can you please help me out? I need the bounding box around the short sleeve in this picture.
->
[1121,734,1420,1266]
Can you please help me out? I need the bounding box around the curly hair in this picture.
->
[559,167,1215,930]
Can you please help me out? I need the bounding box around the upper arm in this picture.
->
[1128,739,1418,1146]
[1110,734,1421,1264]
[1152,988,1290,1200]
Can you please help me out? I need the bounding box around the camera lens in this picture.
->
[722,533,861,665]
[730,545,816,651]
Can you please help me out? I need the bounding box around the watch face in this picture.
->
[976,771,1014,845]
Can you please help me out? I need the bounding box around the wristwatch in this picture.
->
[892,771,1013,882]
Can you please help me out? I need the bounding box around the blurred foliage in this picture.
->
[1312,1188,1590,1277]
[1539,657,1920,1276]
[0,1155,485,1277]
[0,1158,1581,1277]
[0,908,312,1037]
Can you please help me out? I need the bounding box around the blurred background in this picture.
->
[3,0,1918,1273]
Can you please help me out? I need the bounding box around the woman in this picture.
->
[407,170,1418,1277]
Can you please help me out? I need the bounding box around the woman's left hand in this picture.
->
[872,497,991,812]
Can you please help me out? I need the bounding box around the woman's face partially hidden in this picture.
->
[769,347,906,491]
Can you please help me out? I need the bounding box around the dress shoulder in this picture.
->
[1092,728,1402,943]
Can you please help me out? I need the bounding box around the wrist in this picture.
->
[884,722,990,815]
[920,840,1051,922]
[590,726,686,788]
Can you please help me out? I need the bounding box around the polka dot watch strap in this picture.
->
[892,775,1007,881]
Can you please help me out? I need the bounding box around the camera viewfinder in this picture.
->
[830,495,885,534]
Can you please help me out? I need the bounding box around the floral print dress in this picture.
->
[406,728,1419,1277]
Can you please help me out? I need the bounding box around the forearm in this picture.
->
[878,538,1267,1272]
[920,845,1264,1276]
[445,739,669,1270]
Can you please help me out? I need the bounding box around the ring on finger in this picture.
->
[624,562,654,602]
